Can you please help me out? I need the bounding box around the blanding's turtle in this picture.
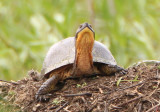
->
[36,23,126,101]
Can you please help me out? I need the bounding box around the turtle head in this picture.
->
[75,23,95,50]
[75,23,95,39]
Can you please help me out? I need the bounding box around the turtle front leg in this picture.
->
[35,74,60,102]
[98,64,127,75]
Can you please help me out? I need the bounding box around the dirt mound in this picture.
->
[1,61,160,112]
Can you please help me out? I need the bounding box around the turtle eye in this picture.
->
[79,24,83,28]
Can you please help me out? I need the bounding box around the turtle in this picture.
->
[36,22,127,101]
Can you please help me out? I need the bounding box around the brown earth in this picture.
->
[0,61,160,112]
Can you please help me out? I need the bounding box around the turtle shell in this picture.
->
[41,37,117,76]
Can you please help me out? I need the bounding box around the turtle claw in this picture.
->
[35,94,52,102]
[119,69,128,75]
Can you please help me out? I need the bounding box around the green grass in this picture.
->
[117,75,139,86]
[0,0,160,80]
[0,104,21,112]
[0,92,21,112]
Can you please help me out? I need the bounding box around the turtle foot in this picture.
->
[119,68,128,75]
[114,65,128,75]
[35,93,52,102]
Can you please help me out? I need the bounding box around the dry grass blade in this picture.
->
[115,96,143,108]
[63,93,92,97]
[0,79,18,85]
[55,102,68,112]
[146,103,160,112]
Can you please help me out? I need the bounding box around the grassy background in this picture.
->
[0,0,160,81]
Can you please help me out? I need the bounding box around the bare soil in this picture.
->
[1,61,160,112]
